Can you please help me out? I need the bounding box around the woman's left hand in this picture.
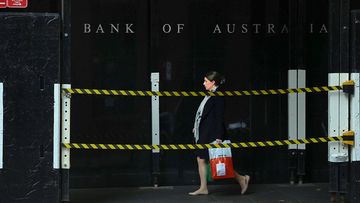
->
[215,139,222,144]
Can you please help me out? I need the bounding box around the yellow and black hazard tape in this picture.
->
[63,85,343,97]
[62,133,354,150]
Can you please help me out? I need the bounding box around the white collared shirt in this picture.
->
[193,86,218,143]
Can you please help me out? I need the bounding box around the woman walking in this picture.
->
[189,71,250,196]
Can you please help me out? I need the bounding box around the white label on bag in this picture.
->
[216,163,226,176]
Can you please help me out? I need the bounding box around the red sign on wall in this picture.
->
[7,0,27,8]
[0,0,6,8]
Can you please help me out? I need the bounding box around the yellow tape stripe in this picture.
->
[329,137,336,142]
[323,86,330,91]
[90,144,98,149]
[310,138,318,143]
[249,142,256,147]
[301,138,310,144]
[243,91,251,95]
[234,91,242,96]
[217,92,224,96]
[65,85,343,96]
[314,87,322,92]
[261,90,268,95]
[189,92,197,96]
[74,89,83,94]
[278,89,286,94]
[304,88,311,92]
[81,144,89,149]
[293,140,301,145]
[84,89,91,94]
[138,91,145,96]
[319,137,327,142]
[63,135,353,150]
[258,142,266,147]
[117,144,125,150]
[188,144,195,149]
[266,141,274,146]
[225,91,233,96]
[275,141,283,145]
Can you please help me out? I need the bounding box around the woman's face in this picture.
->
[203,77,216,91]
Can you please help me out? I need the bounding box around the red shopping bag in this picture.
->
[208,146,235,180]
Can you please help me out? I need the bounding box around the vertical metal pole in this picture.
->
[329,0,350,201]
[297,70,306,151]
[0,83,3,169]
[328,73,349,199]
[53,84,61,169]
[288,69,306,184]
[288,70,297,149]
[151,73,160,187]
[61,0,71,83]
[350,73,360,203]
[288,70,297,185]
[61,0,71,200]
[61,84,71,201]
[297,70,306,184]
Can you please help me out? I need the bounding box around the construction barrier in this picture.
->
[63,132,354,150]
[63,85,342,97]
[62,80,355,97]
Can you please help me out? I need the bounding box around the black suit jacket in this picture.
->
[197,96,227,144]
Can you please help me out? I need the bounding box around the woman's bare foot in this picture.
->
[188,188,209,195]
[240,175,250,195]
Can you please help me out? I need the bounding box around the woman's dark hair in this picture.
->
[205,71,226,86]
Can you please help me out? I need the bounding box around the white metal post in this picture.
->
[297,70,306,150]
[288,69,306,184]
[62,84,71,169]
[288,70,297,150]
[351,73,360,162]
[328,73,349,162]
[288,69,306,150]
[53,84,61,169]
[151,73,160,153]
[151,73,160,187]
[0,83,3,169]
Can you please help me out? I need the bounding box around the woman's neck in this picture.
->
[210,86,218,92]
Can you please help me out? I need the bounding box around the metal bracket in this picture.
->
[342,80,355,94]
[61,84,71,169]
